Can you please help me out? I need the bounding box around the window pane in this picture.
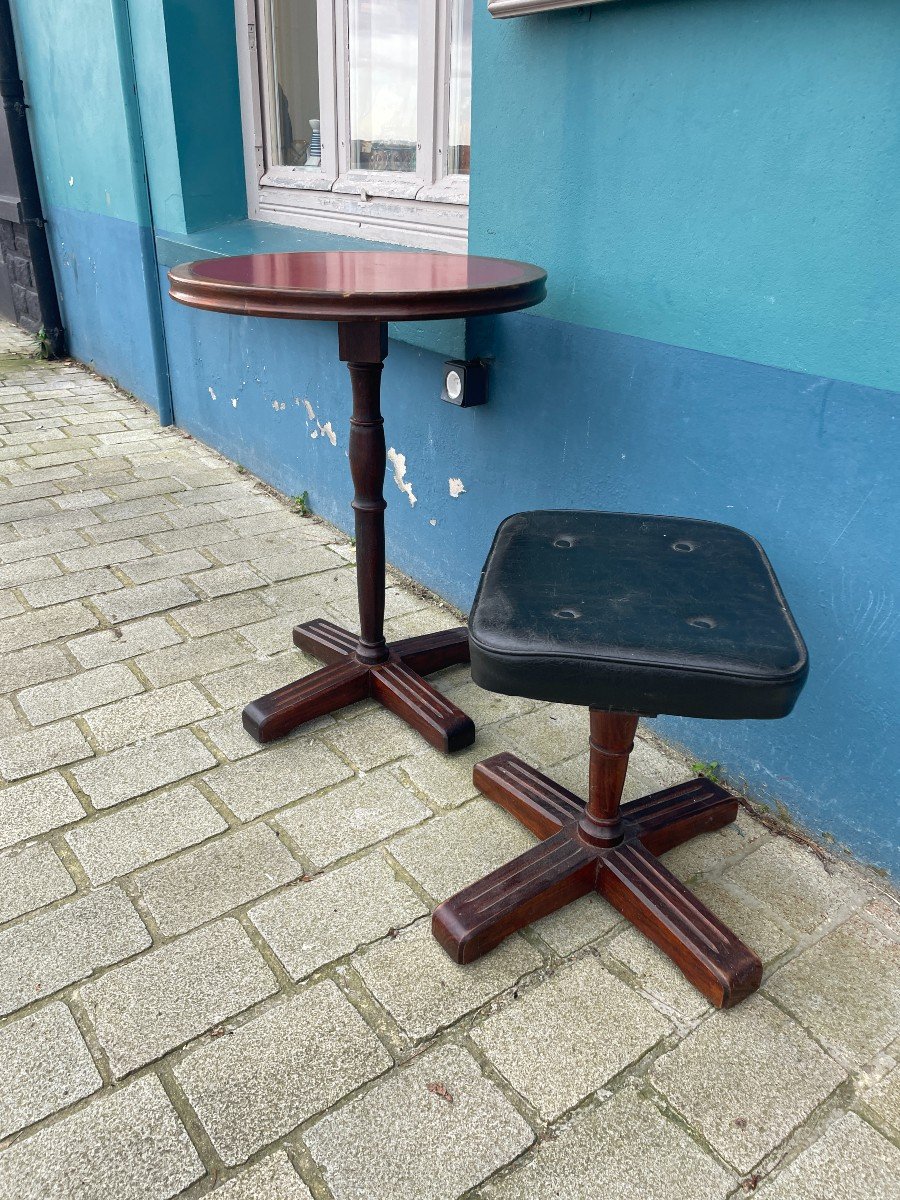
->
[266,0,321,167]
[448,0,472,175]
[349,0,418,173]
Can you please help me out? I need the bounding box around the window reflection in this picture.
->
[449,0,472,175]
[267,0,321,167]
[349,0,419,172]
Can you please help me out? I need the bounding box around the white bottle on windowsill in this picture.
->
[307,118,321,167]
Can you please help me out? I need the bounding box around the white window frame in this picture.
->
[235,0,469,252]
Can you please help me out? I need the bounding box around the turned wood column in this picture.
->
[339,321,390,665]
[579,710,639,847]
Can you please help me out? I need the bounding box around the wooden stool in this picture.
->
[432,511,808,1008]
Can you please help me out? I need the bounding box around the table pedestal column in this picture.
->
[242,320,475,754]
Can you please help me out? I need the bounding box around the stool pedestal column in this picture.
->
[432,710,763,1009]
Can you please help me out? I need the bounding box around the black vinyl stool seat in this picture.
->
[468,510,808,719]
[433,509,809,1010]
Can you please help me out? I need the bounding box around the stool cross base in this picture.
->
[243,617,475,752]
[432,711,763,1009]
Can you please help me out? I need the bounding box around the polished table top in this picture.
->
[168,250,547,322]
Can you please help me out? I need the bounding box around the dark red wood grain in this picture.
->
[433,710,763,1008]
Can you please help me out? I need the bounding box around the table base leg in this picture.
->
[242,619,475,754]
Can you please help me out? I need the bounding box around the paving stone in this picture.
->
[19,566,122,610]
[659,807,768,879]
[0,528,87,563]
[250,546,346,583]
[87,511,171,543]
[607,926,711,1020]
[15,502,99,530]
[93,578,198,623]
[0,1002,102,1138]
[862,1061,900,1135]
[209,1151,313,1200]
[174,982,391,1166]
[240,610,330,656]
[190,562,265,598]
[115,548,210,587]
[149,518,239,553]
[0,694,25,738]
[440,678,535,727]
[0,885,151,1016]
[135,630,254,688]
[0,642,74,693]
[83,681,216,750]
[68,615,183,667]
[472,954,670,1120]
[650,994,845,1173]
[324,708,425,771]
[70,727,217,808]
[0,719,94,782]
[0,587,24,617]
[135,822,303,936]
[79,918,277,1078]
[0,771,84,849]
[725,838,861,932]
[175,591,274,636]
[205,737,353,822]
[200,652,307,709]
[490,1083,733,1200]
[691,877,795,964]
[57,537,152,572]
[389,799,537,902]
[0,554,60,589]
[499,704,588,768]
[0,841,76,923]
[210,531,316,565]
[306,1043,534,1200]
[18,662,144,725]
[398,746,483,809]
[764,915,900,1063]
[355,918,542,1042]
[0,598,98,652]
[275,770,429,868]
[531,893,623,955]
[757,1112,900,1200]
[0,1073,204,1200]
[65,785,228,883]
[250,852,427,979]
[197,708,263,760]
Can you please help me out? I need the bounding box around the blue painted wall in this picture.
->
[12,0,900,875]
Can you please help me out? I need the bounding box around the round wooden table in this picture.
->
[168,251,547,752]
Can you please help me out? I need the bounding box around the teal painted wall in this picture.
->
[470,0,900,392]
[12,0,143,222]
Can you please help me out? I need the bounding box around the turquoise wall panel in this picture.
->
[470,0,900,391]
[12,0,141,222]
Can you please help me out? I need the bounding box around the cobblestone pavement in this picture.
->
[0,322,898,1200]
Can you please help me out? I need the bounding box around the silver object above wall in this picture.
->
[489,0,624,17]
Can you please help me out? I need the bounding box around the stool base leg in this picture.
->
[242,619,475,753]
[432,752,762,1009]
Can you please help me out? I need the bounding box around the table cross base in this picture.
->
[242,618,476,752]
[432,750,763,1008]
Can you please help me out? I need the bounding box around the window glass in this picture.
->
[266,0,321,167]
[448,0,472,175]
[348,0,419,172]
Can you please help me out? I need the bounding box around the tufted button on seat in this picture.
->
[468,510,808,720]
[432,508,810,1011]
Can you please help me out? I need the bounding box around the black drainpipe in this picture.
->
[0,0,65,357]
